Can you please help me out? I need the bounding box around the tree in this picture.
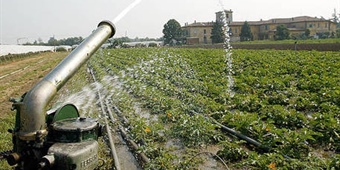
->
[211,21,224,43]
[305,29,310,37]
[109,38,123,48]
[275,25,290,40]
[239,21,253,41]
[59,37,83,46]
[47,36,58,46]
[162,19,182,45]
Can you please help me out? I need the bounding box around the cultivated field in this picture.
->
[88,48,339,169]
[0,48,339,169]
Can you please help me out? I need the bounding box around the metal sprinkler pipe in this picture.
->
[16,21,115,141]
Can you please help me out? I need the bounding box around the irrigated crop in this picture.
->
[86,48,339,169]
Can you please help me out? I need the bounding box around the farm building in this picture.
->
[182,10,337,44]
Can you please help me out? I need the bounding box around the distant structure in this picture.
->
[182,21,215,44]
[182,10,337,44]
[216,10,233,24]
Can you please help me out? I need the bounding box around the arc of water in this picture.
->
[112,0,143,24]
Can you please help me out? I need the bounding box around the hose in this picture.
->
[190,110,270,152]
[202,113,292,158]
[209,116,269,152]
[119,125,150,163]
[89,67,121,170]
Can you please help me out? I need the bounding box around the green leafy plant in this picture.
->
[87,48,339,169]
[217,141,249,162]
[171,114,219,147]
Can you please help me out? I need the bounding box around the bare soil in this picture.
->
[0,52,67,116]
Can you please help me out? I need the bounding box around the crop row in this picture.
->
[89,48,339,169]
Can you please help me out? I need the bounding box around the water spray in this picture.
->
[112,0,142,24]
[218,1,235,98]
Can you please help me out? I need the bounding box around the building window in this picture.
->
[309,24,313,28]
[318,23,320,28]
[204,29,206,34]
[226,14,229,19]
[325,23,328,28]
[235,28,238,33]
[265,25,268,30]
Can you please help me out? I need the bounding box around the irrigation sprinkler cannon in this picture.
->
[2,20,115,169]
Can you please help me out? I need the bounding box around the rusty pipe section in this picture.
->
[17,21,115,141]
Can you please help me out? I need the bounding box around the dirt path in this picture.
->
[0,52,68,116]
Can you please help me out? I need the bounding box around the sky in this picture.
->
[0,0,339,44]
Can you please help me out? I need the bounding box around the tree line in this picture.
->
[24,36,84,46]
